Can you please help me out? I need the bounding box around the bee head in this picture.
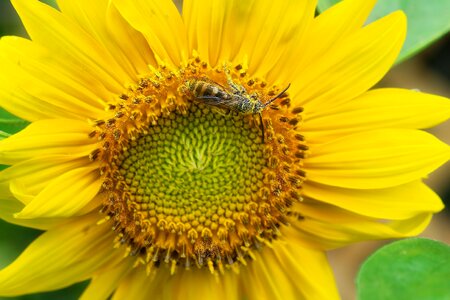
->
[254,100,265,113]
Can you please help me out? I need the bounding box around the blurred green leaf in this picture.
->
[357,238,450,300]
[41,0,58,8]
[316,0,338,12]
[0,109,29,135]
[317,0,450,63]
[0,220,41,269]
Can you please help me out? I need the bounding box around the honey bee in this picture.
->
[184,73,290,143]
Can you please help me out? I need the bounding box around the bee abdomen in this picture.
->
[189,80,230,99]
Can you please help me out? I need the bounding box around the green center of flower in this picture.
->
[119,103,265,234]
[90,58,307,275]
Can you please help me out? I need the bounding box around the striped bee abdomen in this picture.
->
[187,80,231,100]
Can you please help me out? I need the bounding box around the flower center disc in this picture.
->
[120,105,267,271]
[91,58,307,275]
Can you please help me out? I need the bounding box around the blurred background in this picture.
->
[0,1,449,299]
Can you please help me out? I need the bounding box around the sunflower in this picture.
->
[0,0,449,299]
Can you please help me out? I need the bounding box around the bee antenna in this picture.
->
[263,83,291,107]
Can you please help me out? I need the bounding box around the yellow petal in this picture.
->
[0,37,110,121]
[290,11,406,113]
[0,195,64,230]
[303,88,450,144]
[270,0,376,83]
[169,270,238,300]
[183,0,316,77]
[11,0,129,92]
[9,180,34,205]
[241,238,339,300]
[57,0,156,79]
[0,156,92,203]
[304,129,450,189]
[112,268,171,300]
[307,0,377,61]
[15,166,101,218]
[240,0,315,77]
[289,202,433,249]
[274,236,340,300]
[115,267,239,300]
[303,181,444,220]
[80,260,133,300]
[0,119,96,165]
[112,0,187,65]
[0,213,119,296]
[182,0,229,65]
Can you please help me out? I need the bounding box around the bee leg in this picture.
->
[228,79,246,95]
[211,107,228,116]
[259,113,265,144]
[224,64,246,95]
[230,80,247,95]
[223,108,233,116]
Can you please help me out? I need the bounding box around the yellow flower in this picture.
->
[0,0,449,299]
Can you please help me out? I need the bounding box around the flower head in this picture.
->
[0,0,449,299]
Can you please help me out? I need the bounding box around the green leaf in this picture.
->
[41,0,58,8]
[316,0,450,63]
[317,0,337,12]
[0,109,29,135]
[0,220,41,269]
[357,238,450,300]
